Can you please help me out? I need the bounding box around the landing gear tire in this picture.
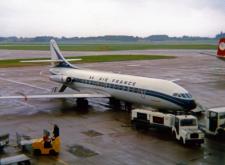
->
[76,98,89,109]
[109,98,121,110]
[125,102,132,112]
[33,149,41,156]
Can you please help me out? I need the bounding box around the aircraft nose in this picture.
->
[184,100,197,111]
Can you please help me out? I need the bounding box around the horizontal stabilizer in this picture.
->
[20,59,81,63]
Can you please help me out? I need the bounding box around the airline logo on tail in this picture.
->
[217,38,225,59]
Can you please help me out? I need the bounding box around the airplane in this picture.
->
[200,38,225,61]
[0,40,197,112]
[217,38,225,60]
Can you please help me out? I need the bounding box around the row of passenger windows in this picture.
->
[73,78,188,100]
[73,78,144,94]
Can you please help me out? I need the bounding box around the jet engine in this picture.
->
[50,75,73,83]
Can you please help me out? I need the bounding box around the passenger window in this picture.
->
[130,87,134,92]
[134,88,138,93]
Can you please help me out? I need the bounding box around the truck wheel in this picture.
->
[172,132,176,140]
[34,149,41,156]
[180,138,185,145]
[217,129,224,137]
[49,149,57,156]
[25,160,31,165]
[18,160,31,165]
[134,122,140,130]
[195,142,201,147]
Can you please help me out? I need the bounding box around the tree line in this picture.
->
[0,32,224,43]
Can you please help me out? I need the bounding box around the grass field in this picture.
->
[0,43,216,51]
[0,55,175,68]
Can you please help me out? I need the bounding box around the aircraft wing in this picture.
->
[0,93,110,100]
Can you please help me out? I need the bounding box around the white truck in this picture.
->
[131,109,205,145]
[0,134,9,152]
[202,107,225,136]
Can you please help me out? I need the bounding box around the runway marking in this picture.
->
[56,158,69,165]
[0,77,50,91]
[127,64,140,67]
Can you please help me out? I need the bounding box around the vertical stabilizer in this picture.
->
[217,38,225,60]
[50,39,78,68]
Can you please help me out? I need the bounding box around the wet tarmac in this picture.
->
[0,50,225,164]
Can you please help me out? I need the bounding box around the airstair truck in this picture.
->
[131,109,204,145]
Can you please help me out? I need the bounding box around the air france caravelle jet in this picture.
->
[0,40,197,111]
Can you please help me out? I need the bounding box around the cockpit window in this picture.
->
[181,94,186,98]
[173,93,192,99]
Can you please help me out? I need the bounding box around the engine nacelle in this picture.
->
[50,75,73,83]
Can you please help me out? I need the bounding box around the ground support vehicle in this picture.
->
[17,125,60,155]
[201,107,225,137]
[131,109,204,145]
[0,134,9,152]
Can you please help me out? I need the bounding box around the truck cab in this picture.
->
[205,107,225,136]
[172,115,204,145]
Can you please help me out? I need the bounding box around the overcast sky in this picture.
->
[0,0,225,37]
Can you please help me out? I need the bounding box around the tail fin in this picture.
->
[217,38,225,60]
[50,39,79,68]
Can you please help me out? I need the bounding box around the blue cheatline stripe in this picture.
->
[71,77,194,109]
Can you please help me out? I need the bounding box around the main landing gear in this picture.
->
[109,98,132,111]
[76,98,89,109]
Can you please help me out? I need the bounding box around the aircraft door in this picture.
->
[208,111,218,132]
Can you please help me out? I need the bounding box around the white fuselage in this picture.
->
[49,67,196,111]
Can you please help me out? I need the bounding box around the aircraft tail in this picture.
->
[217,38,225,59]
[50,39,79,68]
